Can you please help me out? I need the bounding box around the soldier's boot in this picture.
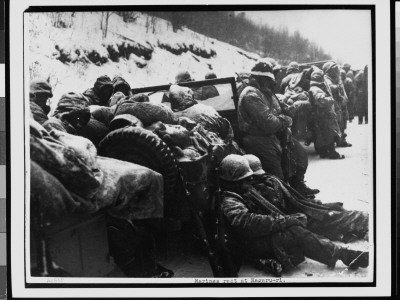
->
[339,248,369,270]
[318,145,330,158]
[289,171,320,198]
[255,258,283,277]
[336,134,352,148]
[326,143,345,159]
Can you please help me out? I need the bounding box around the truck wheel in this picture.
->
[98,126,178,199]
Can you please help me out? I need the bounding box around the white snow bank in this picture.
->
[27,11,260,108]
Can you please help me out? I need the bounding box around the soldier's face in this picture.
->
[256,76,276,92]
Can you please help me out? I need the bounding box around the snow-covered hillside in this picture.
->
[27,12,260,108]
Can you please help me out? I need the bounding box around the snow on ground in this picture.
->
[27,12,259,111]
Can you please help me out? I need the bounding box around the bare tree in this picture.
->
[100,12,114,38]
[145,15,157,33]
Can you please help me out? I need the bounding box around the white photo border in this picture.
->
[9,0,392,297]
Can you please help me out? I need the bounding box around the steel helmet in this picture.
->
[286,61,300,75]
[205,71,217,79]
[343,63,351,72]
[322,61,338,74]
[175,70,193,83]
[244,154,265,176]
[250,58,275,80]
[219,154,253,182]
[311,68,324,82]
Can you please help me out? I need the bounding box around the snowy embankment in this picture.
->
[27,12,259,110]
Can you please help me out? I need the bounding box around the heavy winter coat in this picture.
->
[237,81,290,178]
[309,82,341,148]
[221,188,340,270]
[279,73,298,94]
[43,92,91,135]
[30,119,164,223]
[112,76,131,96]
[83,75,113,106]
[114,98,178,126]
[197,85,219,100]
[250,174,369,242]
[174,103,233,141]
[324,69,348,133]
[30,102,49,125]
[354,70,368,115]
[282,71,313,138]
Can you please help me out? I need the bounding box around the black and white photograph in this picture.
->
[8,0,392,298]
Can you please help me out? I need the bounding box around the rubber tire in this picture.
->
[98,126,178,199]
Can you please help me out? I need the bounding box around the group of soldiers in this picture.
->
[29,56,370,277]
[281,61,368,157]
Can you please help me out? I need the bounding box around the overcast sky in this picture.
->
[242,10,371,70]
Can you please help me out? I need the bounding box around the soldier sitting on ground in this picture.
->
[244,154,368,243]
[219,154,369,275]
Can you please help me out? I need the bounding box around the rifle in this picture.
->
[235,72,248,87]
[213,173,239,277]
[246,186,285,216]
[177,163,225,277]
[280,127,293,184]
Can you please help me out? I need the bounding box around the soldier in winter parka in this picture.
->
[323,61,351,147]
[354,66,368,125]
[43,92,91,135]
[83,75,114,106]
[237,59,319,198]
[244,155,369,245]
[279,61,301,94]
[112,75,132,97]
[219,155,369,274]
[344,70,355,121]
[308,68,343,159]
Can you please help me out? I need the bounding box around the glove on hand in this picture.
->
[282,215,306,229]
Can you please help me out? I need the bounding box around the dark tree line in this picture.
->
[141,11,331,64]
